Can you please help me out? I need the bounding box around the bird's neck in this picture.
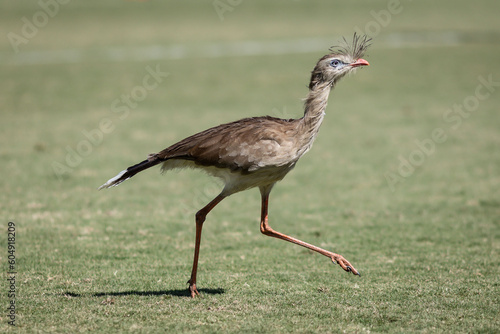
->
[301,81,333,132]
[291,81,334,158]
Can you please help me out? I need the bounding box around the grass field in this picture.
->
[1,0,499,332]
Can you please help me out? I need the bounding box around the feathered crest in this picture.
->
[329,33,372,60]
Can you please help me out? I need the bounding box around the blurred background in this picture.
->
[2,0,499,220]
[2,0,499,205]
[0,0,499,332]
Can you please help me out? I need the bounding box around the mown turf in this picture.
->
[1,0,499,333]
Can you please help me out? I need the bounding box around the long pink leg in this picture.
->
[259,188,359,276]
[187,194,226,297]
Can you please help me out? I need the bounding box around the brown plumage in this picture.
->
[99,34,372,297]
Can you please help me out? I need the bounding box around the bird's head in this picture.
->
[309,34,371,90]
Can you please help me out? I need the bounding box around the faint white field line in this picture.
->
[0,31,494,66]
[2,37,334,65]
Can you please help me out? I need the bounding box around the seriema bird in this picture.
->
[99,34,371,297]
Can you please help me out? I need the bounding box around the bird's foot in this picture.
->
[187,279,200,298]
[331,254,360,276]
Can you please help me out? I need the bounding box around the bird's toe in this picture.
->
[189,284,200,298]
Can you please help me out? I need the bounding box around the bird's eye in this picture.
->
[330,59,342,67]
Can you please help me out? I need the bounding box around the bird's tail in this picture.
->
[98,154,162,190]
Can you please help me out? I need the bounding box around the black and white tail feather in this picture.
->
[98,155,162,190]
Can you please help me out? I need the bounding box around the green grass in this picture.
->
[1,0,499,332]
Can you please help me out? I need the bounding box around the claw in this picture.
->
[189,284,200,298]
[187,279,200,298]
[331,255,360,276]
[190,287,199,298]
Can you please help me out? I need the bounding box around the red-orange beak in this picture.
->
[351,58,370,67]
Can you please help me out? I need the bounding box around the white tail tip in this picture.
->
[98,169,128,190]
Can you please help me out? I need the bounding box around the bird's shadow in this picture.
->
[64,288,225,298]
